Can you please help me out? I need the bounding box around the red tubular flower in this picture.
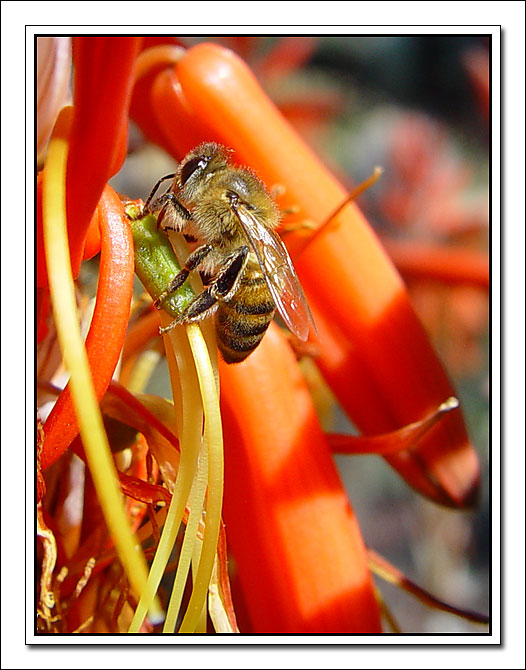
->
[220,323,381,633]
[65,37,141,279]
[137,43,480,507]
[36,37,140,289]
[129,44,188,154]
[41,186,134,473]
[129,45,213,159]
[381,239,489,290]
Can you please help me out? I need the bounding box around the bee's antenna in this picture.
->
[144,173,176,212]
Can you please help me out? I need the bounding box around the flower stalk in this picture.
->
[127,208,223,633]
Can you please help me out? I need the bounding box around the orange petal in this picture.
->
[41,186,134,472]
[220,323,381,633]
[66,37,140,277]
[328,397,460,455]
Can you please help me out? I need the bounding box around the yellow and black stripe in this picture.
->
[215,268,275,363]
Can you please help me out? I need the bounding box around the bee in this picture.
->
[144,142,314,363]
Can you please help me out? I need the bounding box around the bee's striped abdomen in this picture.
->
[215,269,275,363]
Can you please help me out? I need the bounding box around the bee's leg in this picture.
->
[211,245,249,301]
[143,173,176,212]
[154,244,214,308]
[160,246,249,333]
[156,193,193,231]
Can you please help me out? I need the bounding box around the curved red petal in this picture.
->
[65,37,141,277]
[221,324,382,633]
[41,186,134,473]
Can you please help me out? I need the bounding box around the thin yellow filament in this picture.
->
[192,539,207,633]
[127,349,162,394]
[41,107,162,624]
[128,316,203,632]
[162,437,208,632]
[178,323,224,633]
[324,165,384,224]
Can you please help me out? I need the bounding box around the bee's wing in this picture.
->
[231,200,314,341]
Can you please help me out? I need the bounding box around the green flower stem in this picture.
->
[128,209,195,317]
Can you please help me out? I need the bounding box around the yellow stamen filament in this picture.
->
[128,318,203,632]
[178,323,223,633]
[192,539,207,633]
[324,166,384,225]
[127,348,162,393]
[162,441,208,632]
[42,106,162,624]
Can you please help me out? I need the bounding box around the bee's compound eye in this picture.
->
[180,157,208,185]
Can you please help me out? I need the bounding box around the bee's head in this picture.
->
[176,142,231,199]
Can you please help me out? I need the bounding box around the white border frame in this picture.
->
[1,2,522,665]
